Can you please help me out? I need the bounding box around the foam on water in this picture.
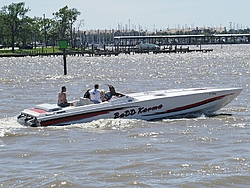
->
[49,118,139,133]
[0,117,25,137]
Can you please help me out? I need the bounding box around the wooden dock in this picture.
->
[0,46,213,58]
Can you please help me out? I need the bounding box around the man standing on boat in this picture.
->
[90,84,101,103]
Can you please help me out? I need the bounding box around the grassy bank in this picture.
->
[0,47,87,57]
[0,47,62,55]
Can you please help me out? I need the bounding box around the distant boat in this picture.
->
[135,43,160,50]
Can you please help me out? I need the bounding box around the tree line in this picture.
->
[1,2,249,52]
[0,2,81,51]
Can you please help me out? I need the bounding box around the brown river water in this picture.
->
[0,44,249,187]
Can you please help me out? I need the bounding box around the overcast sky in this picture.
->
[1,0,249,31]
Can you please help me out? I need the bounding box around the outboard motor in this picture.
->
[17,113,37,126]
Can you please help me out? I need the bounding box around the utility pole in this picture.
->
[43,14,47,47]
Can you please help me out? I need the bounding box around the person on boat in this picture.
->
[58,86,72,107]
[89,84,101,103]
[83,89,91,99]
[104,85,114,101]
[100,89,106,102]
[104,85,125,101]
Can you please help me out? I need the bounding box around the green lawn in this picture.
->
[0,47,83,55]
[0,47,59,54]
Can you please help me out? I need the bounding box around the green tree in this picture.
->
[0,2,30,51]
[46,19,59,47]
[31,16,48,48]
[0,14,7,45]
[31,17,44,48]
[19,16,35,47]
[53,6,81,47]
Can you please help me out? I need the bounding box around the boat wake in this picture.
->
[0,116,25,137]
[47,118,141,132]
[0,117,24,127]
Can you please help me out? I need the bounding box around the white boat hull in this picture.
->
[17,87,242,126]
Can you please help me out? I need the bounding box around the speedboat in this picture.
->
[17,86,242,127]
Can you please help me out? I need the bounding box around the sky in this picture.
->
[1,0,249,31]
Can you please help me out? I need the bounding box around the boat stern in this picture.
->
[17,103,61,126]
[17,113,38,127]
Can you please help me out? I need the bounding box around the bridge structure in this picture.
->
[114,34,250,47]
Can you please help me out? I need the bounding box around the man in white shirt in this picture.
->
[90,84,101,103]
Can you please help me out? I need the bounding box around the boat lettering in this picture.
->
[209,92,217,95]
[114,104,163,119]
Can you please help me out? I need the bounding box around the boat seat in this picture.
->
[80,97,94,105]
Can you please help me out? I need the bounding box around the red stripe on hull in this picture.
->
[29,108,46,114]
[40,107,128,126]
[40,111,110,126]
[143,93,233,117]
[166,94,230,113]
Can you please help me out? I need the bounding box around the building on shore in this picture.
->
[72,26,250,48]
